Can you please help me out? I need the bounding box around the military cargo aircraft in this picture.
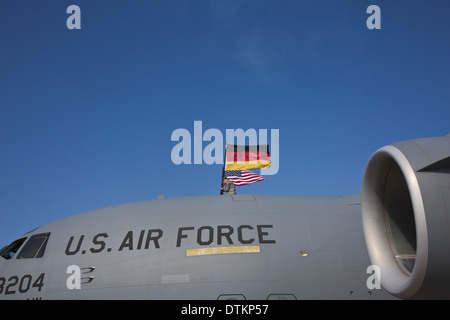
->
[0,134,449,300]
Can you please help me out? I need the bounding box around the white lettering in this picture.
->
[66,265,81,290]
[171,128,192,164]
[181,304,215,317]
[260,129,279,175]
[366,264,381,289]
[170,121,280,175]
[203,128,223,165]
[66,5,81,30]
[366,5,381,30]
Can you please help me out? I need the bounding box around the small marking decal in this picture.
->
[186,245,260,257]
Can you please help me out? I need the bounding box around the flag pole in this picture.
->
[220,143,227,194]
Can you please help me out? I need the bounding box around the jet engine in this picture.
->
[361,134,450,299]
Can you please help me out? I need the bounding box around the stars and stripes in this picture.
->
[224,170,264,186]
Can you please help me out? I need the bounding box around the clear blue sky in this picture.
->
[1,0,449,247]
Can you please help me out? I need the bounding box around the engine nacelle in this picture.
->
[361,134,450,299]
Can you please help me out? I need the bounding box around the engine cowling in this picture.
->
[361,134,450,299]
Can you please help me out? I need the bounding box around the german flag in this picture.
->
[225,144,271,171]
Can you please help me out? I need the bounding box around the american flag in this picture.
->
[224,170,264,186]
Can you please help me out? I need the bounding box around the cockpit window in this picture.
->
[0,238,27,260]
[16,233,51,259]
